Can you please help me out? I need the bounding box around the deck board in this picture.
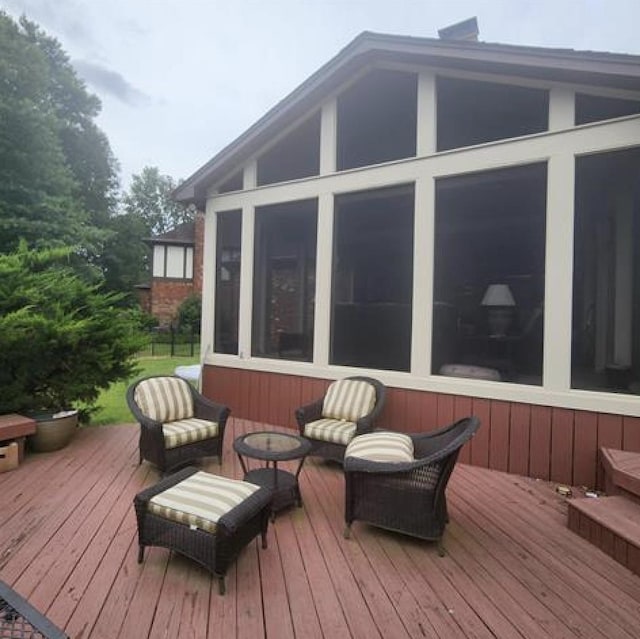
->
[1,418,640,638]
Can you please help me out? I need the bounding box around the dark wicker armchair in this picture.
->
[127,375,230,473]
[295,376,386,463]
[343,416,480,553]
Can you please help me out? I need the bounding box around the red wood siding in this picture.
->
[202,365,637,490]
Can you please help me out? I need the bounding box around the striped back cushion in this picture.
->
[149,471,259,534]
[322,379,376,422]
[345,431,414,463]
[134,377,194,423]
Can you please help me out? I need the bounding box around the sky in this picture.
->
[3,0,640,192]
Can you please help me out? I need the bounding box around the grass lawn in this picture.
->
[87,356,199,426]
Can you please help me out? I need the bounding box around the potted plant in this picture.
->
[0,245,147,451]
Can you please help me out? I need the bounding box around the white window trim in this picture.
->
[204,88,640,417]
[152,244,193,280]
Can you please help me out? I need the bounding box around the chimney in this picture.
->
[438,17,479,42]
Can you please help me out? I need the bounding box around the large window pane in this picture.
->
[252,200,317,360]
[437,77,548,151]
[257,113,321,186]
[572,148,640,394]
[575,94,640,126]
[166,246,186,278]
[214,211,241,354]
[152,245,165,277]
[331,185,414,371]
[337,69,417,171]
[218,170,243,193]
[434,164,547,384]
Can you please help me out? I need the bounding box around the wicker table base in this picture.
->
[0,580,68,639]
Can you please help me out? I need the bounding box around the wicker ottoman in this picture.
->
[134,467,271,594]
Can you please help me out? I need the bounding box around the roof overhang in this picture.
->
[173,31,640,207]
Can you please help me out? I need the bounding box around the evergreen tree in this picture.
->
[0,243,146,417]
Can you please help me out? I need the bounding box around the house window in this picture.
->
[152,245,193,279]
[336,69,417,171]
[331,185,414,371]
[218,170,244,193]
[436,77,548,151]
[575,93,640,125]
[572,147,640,394]
[433,164,547,384]
[252,199,317,360]
[256,112,321,186]
[214,211,241,354]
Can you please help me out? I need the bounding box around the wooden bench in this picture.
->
[599,447,640,502]
[0,413,36,463]
[567,447,640,576]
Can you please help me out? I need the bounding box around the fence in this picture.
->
[140,328,200,357]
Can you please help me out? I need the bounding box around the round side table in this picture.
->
[233,431,312,518]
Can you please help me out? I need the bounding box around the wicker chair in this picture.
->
[295,376,386,463]
[343,416,480,553]
[127,375,230,473]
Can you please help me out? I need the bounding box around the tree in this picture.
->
[21,17,120,231]
[0,243,146,418]
[99,211,151,295]
[0,12,117,254]
[122,166,193,236]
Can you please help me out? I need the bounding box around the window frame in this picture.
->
[201,66,640,417]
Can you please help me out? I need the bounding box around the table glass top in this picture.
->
[242,432,302,453]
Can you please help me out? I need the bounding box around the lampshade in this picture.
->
[481,284,515,307]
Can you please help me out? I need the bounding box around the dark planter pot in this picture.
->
[27,410,79,453]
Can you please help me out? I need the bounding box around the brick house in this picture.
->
[139,211,205,327]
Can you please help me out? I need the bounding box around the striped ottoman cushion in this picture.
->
[345,431,414,463]
[303,418,357,445]
[134,377,194,423]
[148,472,259,534]
[162,418,219,449]
[322,380,376,422]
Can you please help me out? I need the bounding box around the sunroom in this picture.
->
[174,32,640,485]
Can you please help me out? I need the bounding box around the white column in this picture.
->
[411,176,435,376]
[244,160,257,190]
[320,99,337,175]
[549,87,575,131]
[416,72,437,157]
[237,204,255,359]
[201,200,217,360]
[313,192,334,365]
[544,153,575,390]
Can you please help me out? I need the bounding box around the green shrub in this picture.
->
[177,293,201,332]
[0,244,147,417]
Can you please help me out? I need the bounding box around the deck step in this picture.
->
[599,447,640,501]
[567,495,640,576]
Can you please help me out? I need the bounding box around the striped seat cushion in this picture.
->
[303,418,357,445]
[345,431,414,463]
[322,380,376,422]
[134,377,194,423]
[149,471,259,534]
[162,418,219,449]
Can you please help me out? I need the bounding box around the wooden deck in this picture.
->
[2,419,640,639]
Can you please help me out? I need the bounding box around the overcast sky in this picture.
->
[3,0,640,191]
